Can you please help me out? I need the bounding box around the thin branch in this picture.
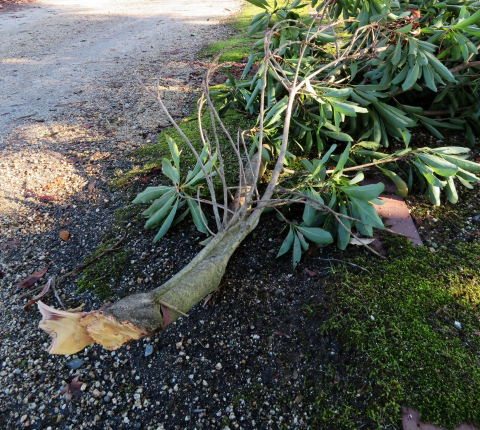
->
[315,258,372,275]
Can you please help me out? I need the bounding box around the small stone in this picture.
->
[454,321,462,330]
[59,230,70,241]
[429,247,436,253]
[20,415,28,423]
[66,358,84,370]
[103,395,111,403]
[92,389,101,398]
[145,345,153,357]
[215,363,222,370]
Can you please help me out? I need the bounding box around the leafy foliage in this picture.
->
[134,0,480,268]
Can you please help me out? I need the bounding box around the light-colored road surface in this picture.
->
[0,0,241,140]
[0,0,242,231]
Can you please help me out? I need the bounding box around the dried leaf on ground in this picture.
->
[60,376,85,405]
[18,264,51,289]
[24,279,52,309]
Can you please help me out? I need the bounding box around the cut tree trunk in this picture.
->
[38,145,271,355]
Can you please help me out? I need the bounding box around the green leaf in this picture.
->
[378,167,408,197]
[413,162,446,188]
[133,186,172,204]
[397,23,412,34]
[333,142,352,174]
[445,177,458,204]
[277,227,294,258]
[440,154,480,172]
[452,9,480,29]
[337,200,351,250]
[242,53,256,80]
[392,41,402,66]
[264,97,288,126]
[153,201,179,242]
[424,51,456,82]
[319,129,353,142]
[349,197,385,229]
[342,183,385,201]
[422,64,437,92]
[142,190,175,217]
[166,135,181,174]
[145,194,176,229]
[187,199,208,234]
[426,183,441,206]
[402,62,420,91]
[456,175,474,189]
[293,234,302,269]
[417,153,458,177]
[433,147,470,155]
[162,158,179,184]
[349,171,364,185]
[296,226,334,244]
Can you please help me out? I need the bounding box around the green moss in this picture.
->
[310,236,480,429]
[113,106,255,191]
[77,240,133,300]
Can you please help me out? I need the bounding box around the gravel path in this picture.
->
[0,0,241,229]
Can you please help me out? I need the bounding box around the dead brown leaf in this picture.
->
[18,264,51,289]
[60,376,85,406]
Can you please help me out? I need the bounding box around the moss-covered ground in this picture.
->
[304,235,480,429]
[77,239,133,300]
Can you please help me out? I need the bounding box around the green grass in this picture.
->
[310,235,480,429]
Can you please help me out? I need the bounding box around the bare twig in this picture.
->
[315,258,373,275]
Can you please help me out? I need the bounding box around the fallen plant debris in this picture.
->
[59,375,85,406]
[18,264,51,289]
[23,279,52,309]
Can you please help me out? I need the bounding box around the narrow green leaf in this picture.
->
[187,199,208,234]
[440,154,480,172]
[445,177,458,204]
[378,167,408,197]
[349,197,385,229]
[333,142,352,174]
[133,186,172,204]
[153,201,179,242]
[162,158,179,184]
[167,135,181,174]
[145,194,176,229]
[293,234,302,269]
[342,183,385,201]
[417,153,458,177]
[277,227,294,258]
[296,226,334,244]
[142,190,175,217]
[337,200,351,250]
